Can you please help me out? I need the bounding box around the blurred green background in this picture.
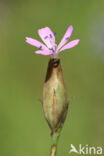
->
[0,0,104,155]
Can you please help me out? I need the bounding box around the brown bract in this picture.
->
[43,58,69,134]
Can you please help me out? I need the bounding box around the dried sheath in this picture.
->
[43,58,69,133]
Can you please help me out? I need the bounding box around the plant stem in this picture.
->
[51,145,57,156]
[50,101,69,156]
[50,132,60,156]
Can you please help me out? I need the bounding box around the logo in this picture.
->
[69,144,103,155]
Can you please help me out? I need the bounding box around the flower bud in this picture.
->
[43,58,69,133]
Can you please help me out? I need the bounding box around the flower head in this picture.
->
[26,26,80,58]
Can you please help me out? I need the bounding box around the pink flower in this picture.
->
[26,26,80,57]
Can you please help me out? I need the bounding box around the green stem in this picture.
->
[50,100,69,156]
[50,132,60,156]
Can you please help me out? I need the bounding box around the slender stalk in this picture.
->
[51,145,57,156]
[50,100,69,156]
[50,132,60,156]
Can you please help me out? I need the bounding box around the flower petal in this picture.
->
[35,50,52,55]
[57,25,73,50]
[26,37,48,50]
[59,39,80,52]
[38,27,55,48]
